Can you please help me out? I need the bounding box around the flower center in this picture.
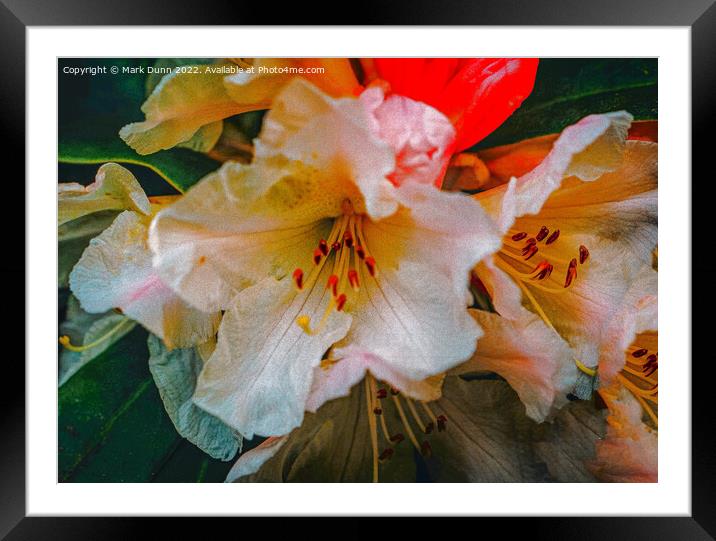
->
[363,374,447,483]
[617,333,658,428]
[292,199,379,335]
[496,225,589,293]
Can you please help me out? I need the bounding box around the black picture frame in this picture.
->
[5,0,710,537]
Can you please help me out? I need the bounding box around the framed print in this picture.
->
[6,0,712,537]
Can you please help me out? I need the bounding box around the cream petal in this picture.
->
[149,160,334,312]
[58,163,150,225]
[255,79,398,220]
[454,309,578,422]
[477,111,632,233]
[599,265,658,384]
[119,62,247,155]
[225,437,287,483]
[69,211,218,347]
[366,183,503,299]
[192,270,352,439]
[305,351,444,413]
[588,386,657,482]
[332,261,480,383]
[482,141,657,369]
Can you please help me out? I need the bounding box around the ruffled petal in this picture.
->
[367,183,503,299]
[119,62,249,154]
[305,351,444,413]
[69,211,219,348]
[454,309,577,422]
[225,437,287,482]
[223,58,361,104]
[147,335,241,461]
[476,140,657,370]
[588,385,657,482]
[149,160,335,312]
[256,79,398,220]
[58,163,150,225]
[332,261,480,383]
[192,270,352,439]
[599,265,658,383]
[360,88,456,187]
[476,111,633,233]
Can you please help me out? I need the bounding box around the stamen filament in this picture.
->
[391,394,422,452]
[59,317,132,352]
[405,398,426,433]
[365,376,379,483]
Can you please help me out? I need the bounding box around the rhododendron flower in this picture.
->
[467,115,657,401]
[363,58,539,151]
[149,79,502,442]
[65,164,220,350]
[120,58,362,155]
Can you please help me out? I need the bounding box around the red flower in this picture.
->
[363,58,539,151]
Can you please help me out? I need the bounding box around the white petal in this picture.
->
[70,211,218,347]
[149,160,334,312]
[333,261,480,383]
[306,353,443,413]
[256,79,398,220]
[225,437,287,483]
[367,183,503,298]
[455,309,577,422]
[58,163,150,225]
[477,111,633,232]
[193,269,352,439]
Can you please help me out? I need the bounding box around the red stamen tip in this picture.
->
[579,245,590,264]
[390,433,405,444]
[373,407,383,415]
[378,448,394,462]
[365,256,377,277]
[376,388,387,399]
[632,348,648,358]
[326,274,339,297]
[536,226,549,242]
[343,231,354,248]
[511,232,527,241]
[336,293,347,311]
[348,269,360,290]
[545,229,560,245]
[564,258,578,288]
[420,441,432,458]
[313,248,322,265]
[331,241,341,253]
[292,268,304,290]
[318,239,329,256]
[356,245,366,260]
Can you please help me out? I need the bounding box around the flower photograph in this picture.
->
[57,57,657,483]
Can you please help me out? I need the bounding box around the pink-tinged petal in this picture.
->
[360,87,456,188]
[192,269,352,439]
[599,265,658,384]
[332,261,481,384]
[306,349,443,413]
[256,78,398,220]
[588,386,657,482]
[225,437,287,483]
[476,111,633,233]
[454,309,577,422]
[369,58,539,151]
[69,211,218,348]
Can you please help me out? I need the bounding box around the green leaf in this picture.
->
[58,58,220,193]
[474,58,658,149]
[58,326,230,482]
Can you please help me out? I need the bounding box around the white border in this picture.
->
[28,27,690,516]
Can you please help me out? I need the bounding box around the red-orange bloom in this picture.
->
[363,58,539,152]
